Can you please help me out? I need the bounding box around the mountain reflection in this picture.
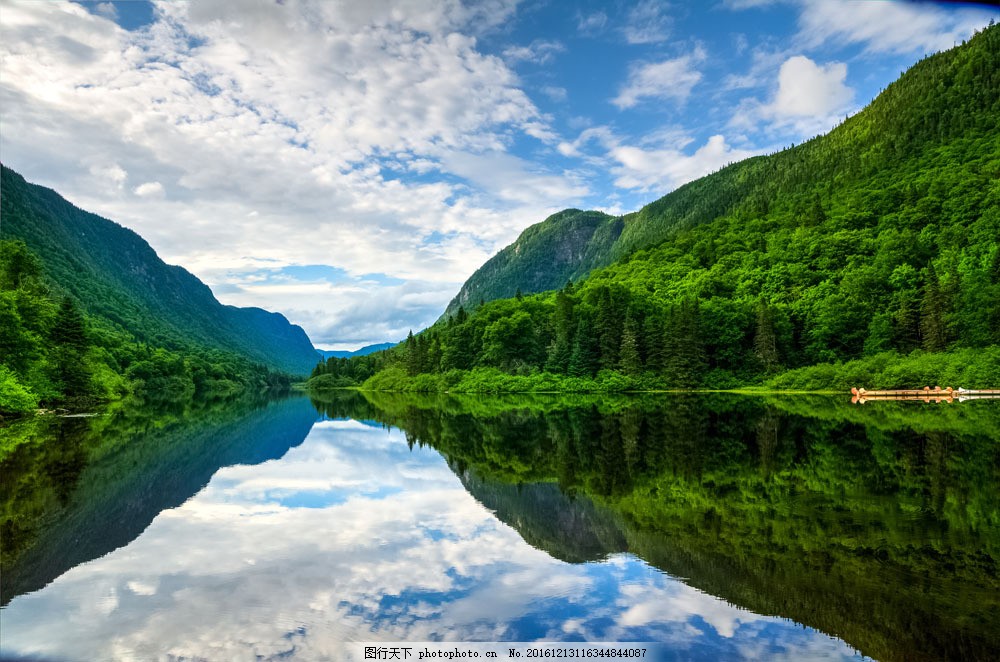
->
[2,391,996,662]
[319,391,1000,662]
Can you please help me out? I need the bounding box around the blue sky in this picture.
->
[1,1,996,348]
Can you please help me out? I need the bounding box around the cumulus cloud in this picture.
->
[612,48,706,109]
[609,134,760,191]
[771,55,853,117]
[133,181,164,197]
[0,0,586,347]
[93,2,118,20]
[730,54,855,138]
[559,127,761,194]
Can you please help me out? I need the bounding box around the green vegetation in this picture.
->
[442,209,621,318]
[326,390,1000,662]
[0,394,318,602]
[0,239,294,416]
[1,165,318,382]
[0,164,329,415]
[333,25,1000,393]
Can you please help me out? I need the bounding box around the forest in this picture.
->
[310,22,1000,393]
[0,239,291,417]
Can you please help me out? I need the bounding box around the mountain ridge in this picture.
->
[1,165,318,375]
[443,23,1000,319]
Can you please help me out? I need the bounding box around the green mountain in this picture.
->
[1,165,317,376]
[353,23,1000,391]
[443,209,620,317]
[448,25,1000,319]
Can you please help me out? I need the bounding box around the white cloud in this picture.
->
[540,85,568,102]
[559,127,761,194]
[609,134,761,191]
[133,181,165,197]
[503,39,565,65]
[730,54,855,138]
[612,48,706,109]
[796,0,998,55]
[621,0,672,45]
[724,0,785,9]
[577,11,607,34]
[93,2,118,21]
[771,55,853,118]
[0,0,583,346]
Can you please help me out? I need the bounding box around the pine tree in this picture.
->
[619,313,641,376]
[568,317,599,377]
[920,264,948,351]
[642,314,665,373]
[546,288,575,373]
[753,301,780,373]
[49,297,91,397]
[404,330,419,376]
[664,299,705,387]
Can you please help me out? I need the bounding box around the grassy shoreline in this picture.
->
[304,347,1000,396]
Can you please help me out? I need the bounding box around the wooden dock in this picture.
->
[851,386,1000,404]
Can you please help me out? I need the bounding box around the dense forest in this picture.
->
[0,239,293,415]
[312,23,1000,393]
[0,162,332,416]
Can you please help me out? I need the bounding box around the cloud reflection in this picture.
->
[0,420,863,661]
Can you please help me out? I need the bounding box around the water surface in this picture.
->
[1,392,997,661]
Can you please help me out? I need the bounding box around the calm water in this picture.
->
[1,392,998,661]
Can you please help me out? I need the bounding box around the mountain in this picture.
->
[362,24,1000,390]
[443,24,1000,319]
[1,165,318,375]
[442,209,620,318]
[317,342,396,359]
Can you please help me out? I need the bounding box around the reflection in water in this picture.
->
[1,395,318,604]
[1,391,997,661]
[330,391,1000,662]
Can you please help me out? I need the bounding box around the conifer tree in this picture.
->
[753,301,780,372]
[920,264,948,352]
[619,313,641,376]
[568,317,599,377]
[49,297,90,397]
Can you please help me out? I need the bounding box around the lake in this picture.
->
[1,392,998,661]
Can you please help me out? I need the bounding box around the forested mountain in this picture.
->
[445,23,1000,318]
[1,166,321,414]
[324,23,1000,391]
[1,166,317,376]
[442,209,620,317]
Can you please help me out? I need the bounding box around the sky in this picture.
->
[1,1,997,349]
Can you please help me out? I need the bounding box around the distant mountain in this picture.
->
[442,209,620,318]
[1,166,318,375]
[317,342,396,359]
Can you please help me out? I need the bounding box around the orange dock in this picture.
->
[851,386,1000,404]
